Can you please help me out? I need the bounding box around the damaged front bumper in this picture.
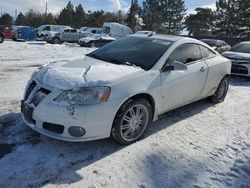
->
[21,79,123,142]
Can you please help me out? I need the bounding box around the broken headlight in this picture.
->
[54,87,111,105]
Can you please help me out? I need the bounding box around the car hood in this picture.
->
[35,56,144,90]
[223,51,250,61]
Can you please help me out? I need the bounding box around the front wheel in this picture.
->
[209,76,229,103]
[112,99,153,145]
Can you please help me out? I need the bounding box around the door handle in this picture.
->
[200,67,207,72]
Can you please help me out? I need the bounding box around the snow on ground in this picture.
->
[0,41,249,188]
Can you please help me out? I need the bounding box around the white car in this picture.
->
[132,30,156,37]
[21,35,231,144]
[78,34,115,47]
[223,41,250,77]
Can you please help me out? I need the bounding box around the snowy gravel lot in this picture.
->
[0,41,249,188]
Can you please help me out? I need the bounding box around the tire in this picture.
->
[0,35,4,43]
[90,42,96,48]
[52,37,61,44]
[40,34,45,40]
[209,76,229,103]
[112,99,153,145]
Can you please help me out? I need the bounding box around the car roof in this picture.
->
[238,41,250,44]
[130,34,195,43]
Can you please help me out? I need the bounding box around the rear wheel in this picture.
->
[0,35,4,43]
[52,37,61,44]
[209,76,229,103]
[112,99,153,145]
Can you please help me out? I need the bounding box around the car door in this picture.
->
[70,29,78,42]
[61,29,71,41]
[159,43,208,113]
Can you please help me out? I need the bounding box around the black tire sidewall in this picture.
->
[0,36,4,43]
[52,37,60,44]
[112,99,153,145]
[211,76,229,103]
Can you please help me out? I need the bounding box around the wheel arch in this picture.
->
[113,93,156,125]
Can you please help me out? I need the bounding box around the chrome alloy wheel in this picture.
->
[120,104,149,142]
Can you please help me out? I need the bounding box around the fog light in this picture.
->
[68,126,86,137]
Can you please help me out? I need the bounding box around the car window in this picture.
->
[88,37,173,71]
[168,43,202,64]
[199,45,216,59]
[71,29,77,33]
[230,43,250,53]
[103,26,111,34]
[43,26,51,31]
[64,29,70,33]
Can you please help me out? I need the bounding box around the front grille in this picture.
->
[231,65,248,75]
[43,123,64,134]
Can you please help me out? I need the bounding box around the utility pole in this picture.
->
[15,9,17,21]
[45,1,48,15]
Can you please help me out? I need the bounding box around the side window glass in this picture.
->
[64,29,70,33]
[43,26,50,31]
[168,44,202,64]
[199,45,216,59]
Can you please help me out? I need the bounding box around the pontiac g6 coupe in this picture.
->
[22,35,231,144]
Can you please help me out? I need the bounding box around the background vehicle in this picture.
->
[0,30,4,43]
[22,35,231,144]
[37,25,69,39]
[13,26,37,41]
[78,34,115,47]
[0,25,12,39]
[103,22,133,39]
[80,27,102,34]
[201,39,231,54]
[46,28,91,44]
[132,30,156,37]
[223,41,250,77]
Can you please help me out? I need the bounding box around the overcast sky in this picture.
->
[0,0,217,17]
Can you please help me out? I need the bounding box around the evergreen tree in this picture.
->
[142,0,162,31]
[0,13,13,27]
[74,4,86,28]
[24,9,44,27]
[238,0,250,35]
[215,0,240,37]
[142,0,186,34]
[15,12,28,26]
[126,0,139,31]
[44,13,55,25]
[57,1,75,27]
[185,8,215,36]
[161,0,186,34]
[86,10,105,27]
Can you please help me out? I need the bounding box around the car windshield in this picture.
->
[202,40,217,47]
[87,36,173,70]
[230,42,250,53]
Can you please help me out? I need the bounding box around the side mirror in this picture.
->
[162,61,188,72]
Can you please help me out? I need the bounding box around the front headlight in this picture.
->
[54,87,111,106]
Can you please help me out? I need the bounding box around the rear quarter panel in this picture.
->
[201,55,231,97]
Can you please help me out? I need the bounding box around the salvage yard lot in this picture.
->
[0,41,249,188]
